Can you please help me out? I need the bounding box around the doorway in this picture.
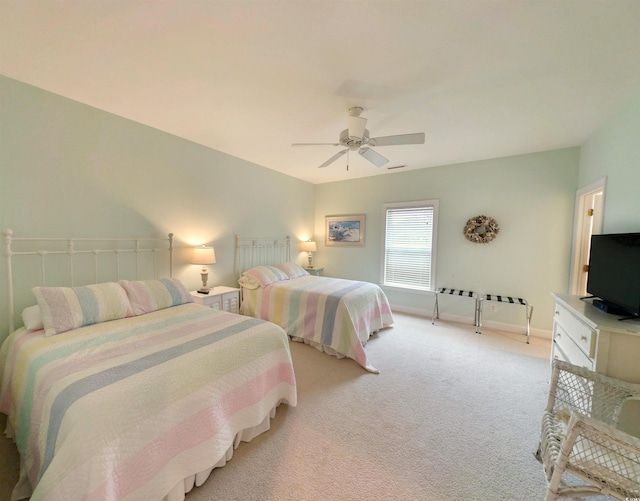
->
[570,178,606,296]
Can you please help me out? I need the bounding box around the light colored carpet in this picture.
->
[0,313,581,501]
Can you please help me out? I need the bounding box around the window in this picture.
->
[382,200,438,291]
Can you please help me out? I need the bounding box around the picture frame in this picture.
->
[325,214,365,247]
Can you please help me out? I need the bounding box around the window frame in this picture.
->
[380,199,439,292]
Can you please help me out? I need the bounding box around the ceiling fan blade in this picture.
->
[318,149,348,168]
[358,147,388,168]
[292,142,340,147]
[369,132,425,147]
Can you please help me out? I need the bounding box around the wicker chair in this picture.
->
[536,359,640,500]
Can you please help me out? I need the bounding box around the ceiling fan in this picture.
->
[292,107,425,169]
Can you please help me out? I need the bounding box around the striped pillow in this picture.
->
[119,278,194,316]
[32,282,134,337]
[274,262,309,279]
[241,265,289,287]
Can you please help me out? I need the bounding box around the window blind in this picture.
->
[384,205,434,290]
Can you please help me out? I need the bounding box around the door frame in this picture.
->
[569,177,606,295]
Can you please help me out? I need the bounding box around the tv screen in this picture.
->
[586,233,640,317]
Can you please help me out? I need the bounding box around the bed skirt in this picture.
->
[289,333,380,373]
[6,400,287,501]
[160,400,285,501]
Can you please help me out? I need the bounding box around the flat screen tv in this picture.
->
[586,232,640,319]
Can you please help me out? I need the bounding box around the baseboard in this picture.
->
[479,318,551,340]
[390,304,552,340]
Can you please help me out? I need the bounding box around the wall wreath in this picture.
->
[463,215,499,244]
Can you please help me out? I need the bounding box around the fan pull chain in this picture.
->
[346,149,350,171]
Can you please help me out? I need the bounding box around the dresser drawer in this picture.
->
[555,303,596,357]
[551,340,569,363]
[551,343,594,370]
[553,323,594,370]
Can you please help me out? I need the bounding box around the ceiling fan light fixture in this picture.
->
[347,115,367,140]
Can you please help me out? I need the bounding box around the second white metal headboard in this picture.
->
[3,229,174,333]
[234,235,291,277]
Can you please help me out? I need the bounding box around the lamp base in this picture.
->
[198,269,210,294]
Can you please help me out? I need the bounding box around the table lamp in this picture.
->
[191,245,216,293]
[300,240,317,268]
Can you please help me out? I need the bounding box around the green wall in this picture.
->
[1,75,638,340]
[314,149,580,334]
[0,76,316,339]
[579,87,640,233]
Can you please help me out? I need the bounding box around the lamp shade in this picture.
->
[191,246,216,265]
[299,241,317,252]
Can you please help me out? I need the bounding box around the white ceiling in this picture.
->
[2,1,640,184]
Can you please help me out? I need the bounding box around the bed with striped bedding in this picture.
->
[240,274,393,373]
[0,303,297,501]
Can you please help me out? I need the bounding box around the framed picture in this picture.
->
[325,214,365,247]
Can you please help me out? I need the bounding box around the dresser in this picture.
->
[551,293,640,436]
[304,267,324,276]
[190,286,240,314]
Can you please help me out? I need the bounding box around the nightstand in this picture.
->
[304,267,324,276]
[190,286,240,314]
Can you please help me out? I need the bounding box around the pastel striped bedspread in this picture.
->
[0,303,297,501]
[241,275,393,372]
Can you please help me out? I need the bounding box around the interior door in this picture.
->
[571,180,605,296]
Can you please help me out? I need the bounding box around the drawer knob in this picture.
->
[581,335,588,342]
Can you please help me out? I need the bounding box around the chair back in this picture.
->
[548,360,640,428]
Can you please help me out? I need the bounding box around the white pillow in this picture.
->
[238,275,260,290]
[22,305,44,331]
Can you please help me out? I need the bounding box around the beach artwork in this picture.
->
[325,215,365,246]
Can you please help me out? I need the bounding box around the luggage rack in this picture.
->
[432,287,481,334]
[479,294,533,343]
[431,287,533,343]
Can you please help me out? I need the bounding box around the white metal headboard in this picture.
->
[3,229,174,333]
[234,235,291,276]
